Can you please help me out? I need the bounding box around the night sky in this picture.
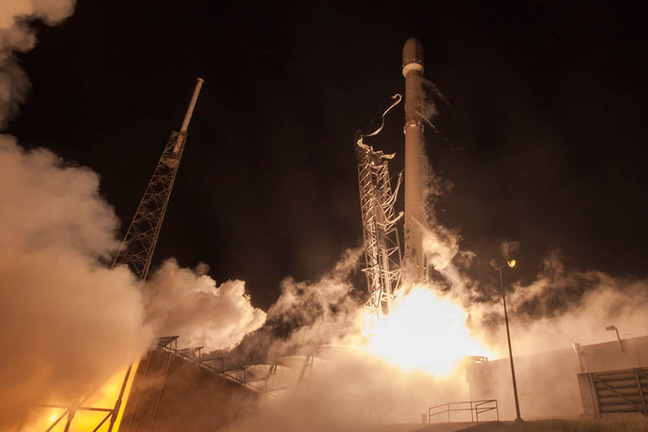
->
[7,0,648,309]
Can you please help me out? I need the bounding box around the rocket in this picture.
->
[402,37,427,283]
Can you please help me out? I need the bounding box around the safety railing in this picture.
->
[428,399,499,423]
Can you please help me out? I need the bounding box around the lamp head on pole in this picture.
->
[490,259,518,271]
[605,325,617,331]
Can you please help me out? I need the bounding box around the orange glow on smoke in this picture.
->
[365,286,492,375]
[22,368,135,432]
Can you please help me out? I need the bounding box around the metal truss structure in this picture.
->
[120,337,286,432]
[112,78,204,280]
[579,367,648,417]
[35,79,204,432]
[356,137,403,319]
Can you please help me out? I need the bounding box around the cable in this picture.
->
[360,94,402,139]
[497,0,545,42]
[517,0,605,68]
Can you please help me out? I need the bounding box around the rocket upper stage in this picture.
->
[402,37,424,77]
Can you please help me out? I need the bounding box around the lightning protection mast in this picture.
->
[104,78,204,432]
[356,95,404,322]
[37,79,205,432]
[112,78,204,280]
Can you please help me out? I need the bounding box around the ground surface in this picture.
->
[410,419,648,432]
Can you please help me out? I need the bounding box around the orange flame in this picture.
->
[21,368,135,432]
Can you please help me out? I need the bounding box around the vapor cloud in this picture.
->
[223,350,470,432]
[0,1,269,429]
[0,0,77,126]
[0,138,268,428]
[143,259,266,352]
[0,137,152,428]
[220,250,478,431]
[471,249,648,356]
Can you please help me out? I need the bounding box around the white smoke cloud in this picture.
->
[0,1,271,429]
[472,249,648,356]
[220,249,478,432]
[0,0,77,126]
[0,137,152,428]
[0,1,151,429]
[0,137,268,428]
[143,259,266,352]
[223,350,471,432]
[242,248,366,363]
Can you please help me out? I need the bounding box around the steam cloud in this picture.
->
[0,1,266,429]
[3,3,645,426]
[472,249,648,356]
[143,259,266,352]
[266,248,364,352]
[0,0,77,126]
[0,137,152,428]
[0,137,267,428]
[220,250,475,431]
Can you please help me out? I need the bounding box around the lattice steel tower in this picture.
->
[355,95,403,318]
[38,79,205,432]
[112,78,204,280]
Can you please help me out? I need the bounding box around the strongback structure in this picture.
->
[112,78,204,280]
[355,95,403,319]
[402,37,428,283]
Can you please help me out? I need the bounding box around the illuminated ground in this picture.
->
[412,418,648,432]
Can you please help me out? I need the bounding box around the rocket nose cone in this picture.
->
[402,37,424,76]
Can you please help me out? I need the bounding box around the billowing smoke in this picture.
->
[0,137,152,428]
[223,351,469,432]
[218,249,476,431]
[143,259,266,352]
[0,135,266,429]
[266,248,364,352]
[472,248,648,355]
[0,2,267,429]
[0,0,77,126]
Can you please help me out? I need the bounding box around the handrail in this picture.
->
[428,399,499,424]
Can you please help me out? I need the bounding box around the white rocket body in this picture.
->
[402,37,427,282]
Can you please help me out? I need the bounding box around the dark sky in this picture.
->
[7,0,648,309]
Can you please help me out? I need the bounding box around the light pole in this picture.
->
[605,325,624,352]
[490,259,523,422]
[623,333,642,367]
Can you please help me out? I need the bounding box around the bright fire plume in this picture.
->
[22,369,133,432]
[365,285,492,375]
